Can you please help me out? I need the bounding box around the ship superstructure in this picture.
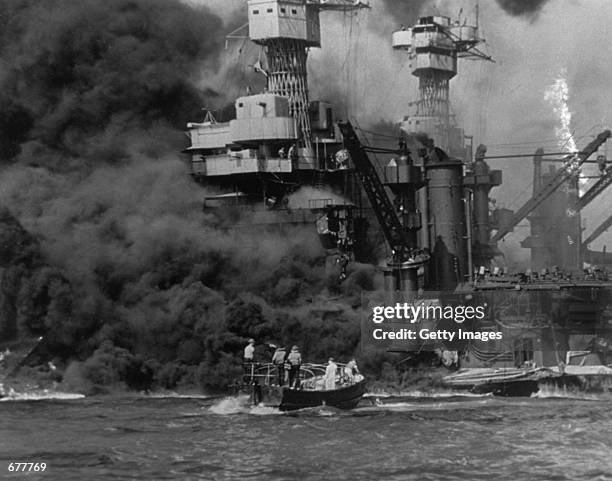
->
[382,10,497,291]
[181,3,612,386]
[342,9,612,383]
[184,0,370,261]
[392,11,491,158]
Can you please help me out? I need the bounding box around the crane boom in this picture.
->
[584,213,612,247]
[490,130,611,243]
[337,121,412,260]
[576,165,612,211]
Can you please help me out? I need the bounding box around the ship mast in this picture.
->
[248,0,369,151]
[392,8,491,156]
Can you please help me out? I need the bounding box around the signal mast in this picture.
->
[392,8,491,158]
[247,0,370,151]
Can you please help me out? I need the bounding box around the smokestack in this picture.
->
[423,144,467,290]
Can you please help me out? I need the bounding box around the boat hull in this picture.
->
[443,367,612,396]
[279,379,367,411]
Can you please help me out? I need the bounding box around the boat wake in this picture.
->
[208,396,282,415]
[0,388,85,402]
[283,405,345,417]
[364,389,491,400]
[356,397,493,413]
[146,392,218,400]
[531,384,611,401]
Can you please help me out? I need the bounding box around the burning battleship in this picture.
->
[184,0,372,266]
[184,1,612,395]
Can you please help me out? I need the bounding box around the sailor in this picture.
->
[244,338,256,363]
[288,144,298,164]
[344,358,360,383]
[242,338,256,382]
[324,357,337,390]
[272,345,288,386]
[286,345,302,389]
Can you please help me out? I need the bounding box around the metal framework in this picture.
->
[249,0,369,147]
[264,38,311,146]
[491,130,611,243]
[582,214,612,246]
[576,165,612,211]
[338,121,412,261]
[584,213,612,246]
[416,73,450,119]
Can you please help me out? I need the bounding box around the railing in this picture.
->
[241,362,352,389]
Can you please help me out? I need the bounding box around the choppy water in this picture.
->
[1,389,612,481]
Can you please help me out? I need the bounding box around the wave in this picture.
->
[208,396,282,416]
[364,389,492,399]
[145,391,218,400]
[531,384,610,401]
[356,398,493,412]
[0,388,85,401]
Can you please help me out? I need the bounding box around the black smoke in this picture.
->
[0,0,224,168]
[381,0,550,23]
[0,0,394,392]
[380,0,428,24]
[495,0,550,20]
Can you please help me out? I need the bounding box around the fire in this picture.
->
[544,69,578,152]
[544,70,584,193]
[544,70,577,153]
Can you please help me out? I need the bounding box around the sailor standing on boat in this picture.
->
[287,345,302,389]
[344,358,359,383]
[243,338,256,381]
[244,339,255,363]
[325,357,337,390]
[272,345,287,386]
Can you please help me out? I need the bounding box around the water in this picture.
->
[1,390,612,481]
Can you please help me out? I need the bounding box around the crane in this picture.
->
[576,165,612,211]
[525,156,612,260]
[337,121,426,266]
[490,130,611,243]
[584,213,612,247]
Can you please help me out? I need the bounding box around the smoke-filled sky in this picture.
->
[0,0,374,367]
[200,0,612,258]
[1,0,611,290]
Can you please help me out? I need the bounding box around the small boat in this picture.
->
[442,367,550,396]
[279,376,366,411]
[233,362,367,411]
[442,364,612,396]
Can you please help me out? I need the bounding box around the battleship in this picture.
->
[184,0,372,264]
[184,1,612,396]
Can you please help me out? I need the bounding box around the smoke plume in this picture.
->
[0,0,389,392]
[2,0,609,391]
[495,0,550,20]
[380,0,428,24]
[0,0,231,169]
